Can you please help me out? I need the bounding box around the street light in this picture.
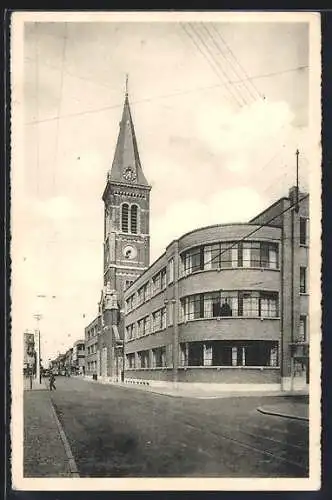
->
[33,313,42,384]
[34,294,57,384]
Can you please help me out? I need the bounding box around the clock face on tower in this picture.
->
[123,245,137,260]
[123,166,136,182]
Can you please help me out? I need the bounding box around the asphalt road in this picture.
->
[48,377,309,478]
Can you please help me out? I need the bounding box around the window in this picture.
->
[152,273,161,294]
[126,353,135,369]
[152,347,167,368]
[143,316,150,335]
[299,316,308,342]
[161,307,167,330]
[168,258,174,284]
[188,342,204,366]
[130,205,138,234]
[126,324,135,340]
[137,319,144,337]
[181,247,204,276]
[125,294,135,313]
[259,292,278,318]
[220,242,234,268]
[138,350,150,368]
[125,280,134,291]
[203,343,213,366]
[238,291,259,316]
[160,268,167,290]
[181,294,204,321]
[152,308,166,332]
[300,217,308,245]
[137,283,150,304]
[300,267,307,293]
[204,244,220,270]
[121,204,129,233]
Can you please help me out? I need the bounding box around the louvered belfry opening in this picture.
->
[121,203,129,233]
[131,205,138,234]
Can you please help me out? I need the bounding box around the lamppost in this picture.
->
[34,294,57,384]
[33,313,42,384]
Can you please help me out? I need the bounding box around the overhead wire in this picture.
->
[24,65,308,127]
[199,22,254,105]
[180,23,235,107]
[209,22,263,101]
[186,23,246,107]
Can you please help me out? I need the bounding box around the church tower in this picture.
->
[102,84,151,316]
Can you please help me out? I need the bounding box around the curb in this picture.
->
[49,396,80,477]
[257,406,309,422]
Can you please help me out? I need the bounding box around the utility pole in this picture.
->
[33,313,43,384]
[295,149,299,213]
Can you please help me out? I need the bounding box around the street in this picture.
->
[24,377,309,478]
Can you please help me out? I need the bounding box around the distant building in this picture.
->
[85,316,100,376]
[72,340,85,374]
[23,330,36,375]
[123,188,309,392]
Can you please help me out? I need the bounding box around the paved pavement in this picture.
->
[23,376,48,391]
[34,376,309,477]
[24,382,74,477]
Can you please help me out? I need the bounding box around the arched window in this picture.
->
[130,204,138,234]
[121,204,129,233]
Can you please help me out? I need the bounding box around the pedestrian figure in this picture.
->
[49,372,56,391]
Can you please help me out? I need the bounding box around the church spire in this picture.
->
[107,79,149,187]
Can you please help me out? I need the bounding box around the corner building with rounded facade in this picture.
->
[124,189,309,392]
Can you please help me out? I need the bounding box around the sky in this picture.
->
[12,14,314,365]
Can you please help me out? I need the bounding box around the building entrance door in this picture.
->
[293,357,308,389]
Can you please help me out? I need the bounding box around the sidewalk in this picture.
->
[77,375,309,400]
[24,376,48,391]
[257,398,309,422]
[24,384,75,477]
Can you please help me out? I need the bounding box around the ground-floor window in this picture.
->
[126,353,135,369]
[179,341,279,367]
[152,347,167,367]
[137,350,150,368]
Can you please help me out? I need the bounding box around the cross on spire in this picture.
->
[125,74,129,96]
